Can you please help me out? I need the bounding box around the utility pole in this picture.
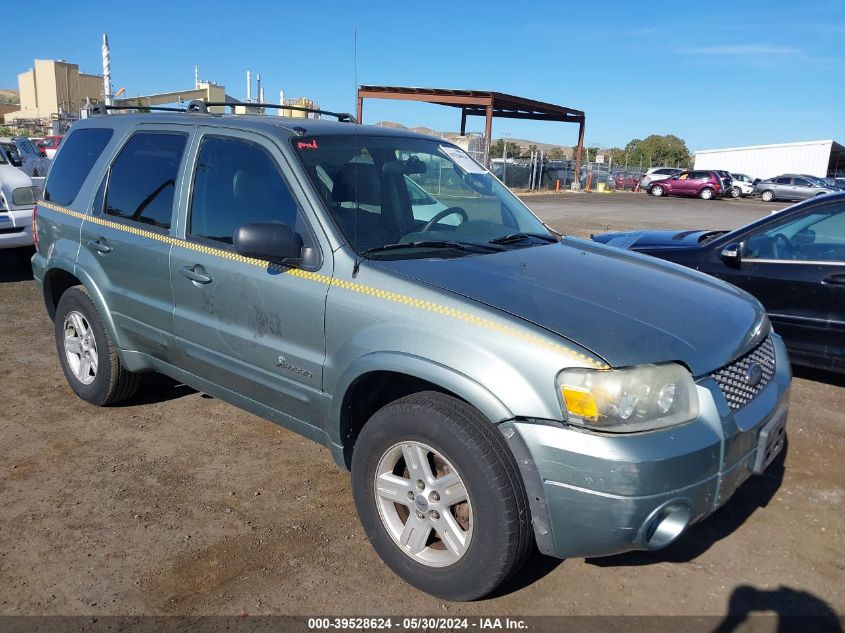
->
[502,132,509,186]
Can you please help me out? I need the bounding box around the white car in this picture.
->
[0,154,37,250]
[729,173,755,198]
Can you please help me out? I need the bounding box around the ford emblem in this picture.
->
[745,362,763,387]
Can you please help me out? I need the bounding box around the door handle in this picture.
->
[88,238,112,254]
[180,265,213,284]
[822,274,845,287]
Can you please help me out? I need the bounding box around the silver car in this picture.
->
[640,166,682,189]
[33,111,791,601]
[755,174,835,202]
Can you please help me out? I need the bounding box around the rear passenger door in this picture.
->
[170,128,331,429]
[79,125,191,361]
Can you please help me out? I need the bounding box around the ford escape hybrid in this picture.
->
[32,104,790,601]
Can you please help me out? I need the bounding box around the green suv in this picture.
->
[32,107,790,601]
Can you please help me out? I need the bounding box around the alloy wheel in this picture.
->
[63,311,98,385]
[374,441,473,567]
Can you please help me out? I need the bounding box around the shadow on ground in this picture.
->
[118,373,198,407]
[793,365,845,388]
[483,549,564,600]
[587,439,788,568]
[713,585,842,633]
[0,248,35,283]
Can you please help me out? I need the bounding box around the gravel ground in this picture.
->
[0,193,842,623]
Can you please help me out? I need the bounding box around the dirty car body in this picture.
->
[32,111,790,599]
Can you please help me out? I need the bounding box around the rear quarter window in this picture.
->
[44,128,113,206]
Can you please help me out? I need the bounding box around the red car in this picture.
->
[36,135,63,158]
[614,174,640,189]
[647,169,725,200]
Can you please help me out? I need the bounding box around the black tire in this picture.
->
[731,186,741,198]
[761,190,775,202]
[699,187,715,200]
[650,185,664,197]
[351,392,533,601]
[54,285,140,406]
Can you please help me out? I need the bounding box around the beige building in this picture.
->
[5,59,103,124]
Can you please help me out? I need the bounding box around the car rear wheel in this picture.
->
[731,186,741,198]
[699,187,715,200]
[650,185,664,197]
[54,286,140,406]
[351,391,533,601]
[761,190,775,202]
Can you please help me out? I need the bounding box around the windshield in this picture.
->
[292,135,552,257]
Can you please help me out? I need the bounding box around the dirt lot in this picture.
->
[1,193,843,623]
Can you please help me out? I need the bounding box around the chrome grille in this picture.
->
[711,336,776,411]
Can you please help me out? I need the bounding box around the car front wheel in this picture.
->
[761,190,775,202]
[351,392,533,601]
[650,185,664,197]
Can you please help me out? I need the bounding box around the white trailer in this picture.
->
[693,139,843,181]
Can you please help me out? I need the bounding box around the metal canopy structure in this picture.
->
[356,85,586,174]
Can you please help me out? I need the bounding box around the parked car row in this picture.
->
[641,167,842,202]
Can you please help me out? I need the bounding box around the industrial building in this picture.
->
[5,59,104,128]
[694,139,844,180]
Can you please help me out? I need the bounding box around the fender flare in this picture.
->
[43,260,124,351]
[329,351,514,446]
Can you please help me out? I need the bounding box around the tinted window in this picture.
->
[189,136,308,245]
[44,128,113,206]
[775,177,791,185]
[105,132,187,230]
[689,171,709,180]
[744,204,845,261]
[792,178,811,187]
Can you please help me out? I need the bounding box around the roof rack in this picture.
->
[87,104,187,115]
[85,100,357,123]
[188,100,357,123]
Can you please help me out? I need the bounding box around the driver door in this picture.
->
[170,128,332,427]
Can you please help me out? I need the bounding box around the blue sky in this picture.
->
[3,0,843,152]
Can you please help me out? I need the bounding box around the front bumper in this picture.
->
[0,224,33,249]
[502,333,791,559]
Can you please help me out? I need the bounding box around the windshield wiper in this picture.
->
[488,232,559,245]
[362,240,504,258]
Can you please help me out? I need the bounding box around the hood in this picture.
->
[0,164,34,204]
[370,239,767,377]
[591,229,728,250]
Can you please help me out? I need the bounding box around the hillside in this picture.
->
[372,120,582,157]
[0,89,20,104]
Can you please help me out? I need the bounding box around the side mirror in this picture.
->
[234,222,303,266]
[721,242,742,267]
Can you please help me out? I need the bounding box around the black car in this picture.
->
[592,192,845,373]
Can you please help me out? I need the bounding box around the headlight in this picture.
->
[556,363,699,433]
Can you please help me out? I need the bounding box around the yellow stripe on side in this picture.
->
[39,201,609,369]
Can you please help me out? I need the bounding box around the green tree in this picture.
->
[623,134,691,168]
[490,139,522,159]
[548,146,568,160]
